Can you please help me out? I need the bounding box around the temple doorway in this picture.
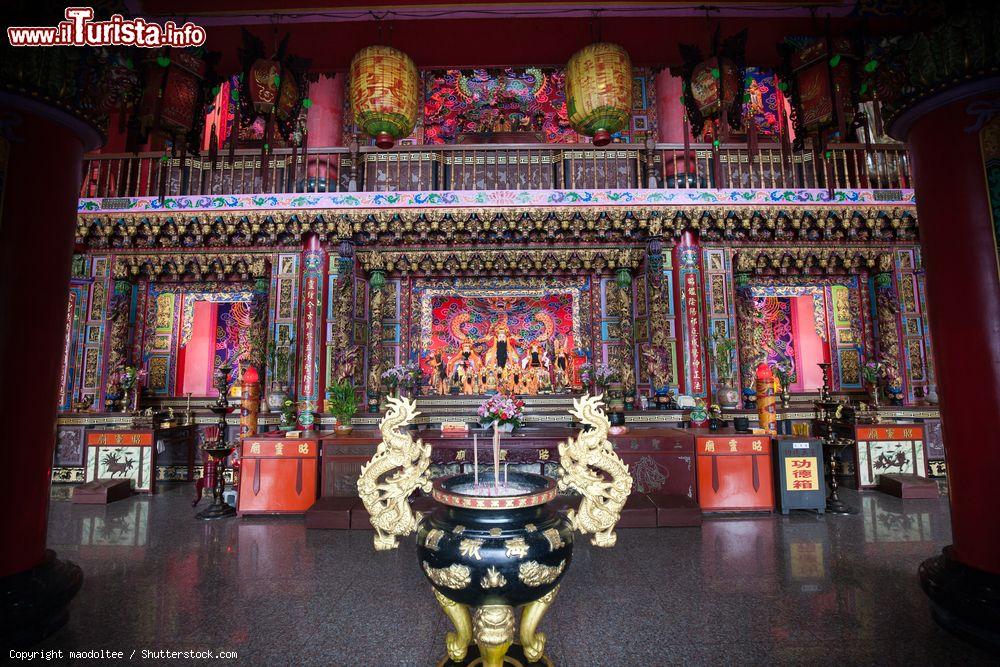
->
[737,279,868,394]
[136,283,268,398]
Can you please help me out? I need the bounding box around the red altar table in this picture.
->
[318,426,696,500]
[851,424,927,489]
[237,432,325,515]
[693,429,775,512]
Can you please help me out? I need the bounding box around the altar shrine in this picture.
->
[4,0,1000,657]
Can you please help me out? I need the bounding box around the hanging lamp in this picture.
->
[349,45,419,149]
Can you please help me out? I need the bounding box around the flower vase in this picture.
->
[495,422,515,433]
[780,389,790,409]
[869,384,881,410]
[129,386,140,413]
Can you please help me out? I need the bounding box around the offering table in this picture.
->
[693,428,775,512]
[319,426,696,500]
[237,432,326,515]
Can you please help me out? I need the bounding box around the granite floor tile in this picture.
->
[31,484,997,665]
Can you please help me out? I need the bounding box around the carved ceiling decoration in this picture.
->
[733,246,898,275]
[76,205,918,249]
[357,247,645,276]
[112,253,270,281]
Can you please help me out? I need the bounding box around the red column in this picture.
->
[305,73,344,147]
[672,231,706,398]
[296,233,327,429]
[0,100,92,643]
[901,90,1000,647]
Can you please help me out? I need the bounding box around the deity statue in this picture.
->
[483,316,521,371]
[426,350,449,395]
[448,339,483,377]
[553,334,572,390]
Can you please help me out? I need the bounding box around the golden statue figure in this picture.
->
[483,316,521,372]
[427,349,449,395]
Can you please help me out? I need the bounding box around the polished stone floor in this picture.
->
[39,484,995,666]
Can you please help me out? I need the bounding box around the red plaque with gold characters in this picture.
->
[694,430,774,512]
[238,432,323,514]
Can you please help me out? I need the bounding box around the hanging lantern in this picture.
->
[689,56,740,119]
[349,45,419,149]
[784,37,858,140]
[248,58,281,115]
[275,74,300,123]
[677,30,748,138]
[565,42,633,146]
[137,48,206,140]
[369,270,387,292]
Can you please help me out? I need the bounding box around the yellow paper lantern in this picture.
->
[565,42,633,146]
[349,45,419,149]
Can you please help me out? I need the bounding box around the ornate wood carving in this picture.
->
[77,206,918,249]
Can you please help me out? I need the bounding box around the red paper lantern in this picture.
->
[789,37,856,134]
[248,58,281,115]
[275,74,300,123]
[137,49,206,139]
[690,56,740,119]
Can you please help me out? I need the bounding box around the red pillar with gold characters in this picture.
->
[673,231,706,398]
[297,233,327,430]
[880,12,1000,648]
[0,98,99,642]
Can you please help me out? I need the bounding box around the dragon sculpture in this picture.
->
[557,394,633,547]
[357,396,433,551]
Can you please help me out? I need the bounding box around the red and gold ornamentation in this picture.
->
[349,45,419,149]
[248,58,281,115]
[564,42,633,146]
[690,56,740,119]
[137,48,206,141]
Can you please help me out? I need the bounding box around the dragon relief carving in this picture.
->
[557,394,633,547]
[356,396,432,550]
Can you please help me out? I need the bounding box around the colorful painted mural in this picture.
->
[419,293,580,379]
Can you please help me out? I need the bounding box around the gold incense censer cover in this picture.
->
[357,395,632,666]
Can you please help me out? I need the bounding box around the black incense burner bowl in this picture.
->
[416,472,573,608]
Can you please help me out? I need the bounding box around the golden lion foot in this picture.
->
[520,585,559,662]
[433,589,472,662]
[473,604,515,667]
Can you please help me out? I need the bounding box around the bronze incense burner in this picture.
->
[358,395,631,666]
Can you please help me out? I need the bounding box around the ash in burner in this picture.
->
[450,481,537,498]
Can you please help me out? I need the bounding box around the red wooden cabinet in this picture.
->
[238,433,322,515]
[694,430,774,512]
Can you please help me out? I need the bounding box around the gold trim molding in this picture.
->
[112,253,270,281]
[76,205,918,249]
[357,247,645,276]
[733,246,899,275]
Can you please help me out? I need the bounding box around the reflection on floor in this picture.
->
[40,485,995,665]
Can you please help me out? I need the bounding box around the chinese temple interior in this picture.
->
[2,0,1000,664]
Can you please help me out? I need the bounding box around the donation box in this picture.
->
[694,430,774,512]
[772,437,826,514]
[238,433,321,515]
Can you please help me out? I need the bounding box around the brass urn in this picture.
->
[357,395,631,666]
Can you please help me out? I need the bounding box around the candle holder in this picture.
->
[197,361,237,521]
[814,397,855,516]
[184,392,195,426]
[817,363,832,402]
